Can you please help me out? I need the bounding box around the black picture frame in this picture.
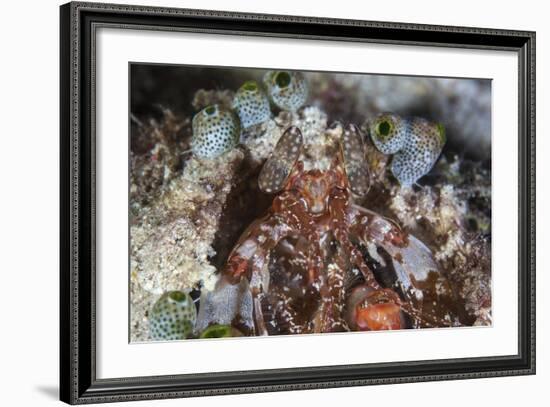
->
[60,2,536,404]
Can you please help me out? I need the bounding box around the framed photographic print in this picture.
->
[60,1,536,404]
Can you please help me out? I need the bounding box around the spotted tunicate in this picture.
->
[232,81,271,128]
[191,104,241,159]
[390,117,446,186]
[149,291,197,341]
[263,71,308,112]
[369,114,446,186]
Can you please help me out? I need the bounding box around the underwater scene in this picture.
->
[130,64,492,342]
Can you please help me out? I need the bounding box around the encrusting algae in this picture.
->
[130,68,492,341]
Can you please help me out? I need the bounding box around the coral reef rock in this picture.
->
[130,111,245,341]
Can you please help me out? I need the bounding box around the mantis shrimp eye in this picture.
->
[340,123,370,196]
[390,118,446,187]
[232,80,272,129]
[149,291,197,341]
[258,126,303,193]
[368,113,407,154]
[263,70,308,112]
[191,104,241,159]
